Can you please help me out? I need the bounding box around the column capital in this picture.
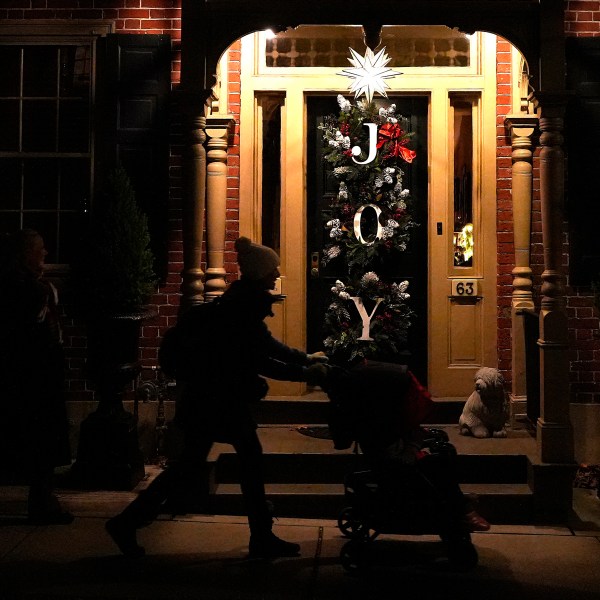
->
[205,115,236,145]
[505,114,538,138]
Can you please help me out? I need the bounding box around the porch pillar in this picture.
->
[204,116,235,300]
[180,93,210,310]
[505,116,537,428]
[531,93,573,465]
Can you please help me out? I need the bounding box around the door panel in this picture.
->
[448,298,482,365]
[98,34,171,280]
[306,95,429,383]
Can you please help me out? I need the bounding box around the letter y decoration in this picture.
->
[350,296,383,340]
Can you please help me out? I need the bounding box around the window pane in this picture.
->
[452,100,474,268]
[0,100,20,150]
[0,213,21,235]
[59,45,91,98]
[1,40,93,266]
[22,100,57,152]
[261,95,283,255]
[0,159,22,209]
[58,99,90,152]
[57,211,82,264]
[23,159,59,210]
[0,46,21,97]
[23,46,58,97]
[59,158,89,210]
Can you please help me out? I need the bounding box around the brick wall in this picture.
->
[496,38,514,388]
[1,1,185,400]
[497,24,600,403]
[4,2,600,402]
[566,0,600,36]
[225,40,242,280]
[565,0,600,402]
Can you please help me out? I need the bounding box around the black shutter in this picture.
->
[566,38,600,286]
[96,33,171,281]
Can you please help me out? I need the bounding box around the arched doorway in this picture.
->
[178,0,575,520]
[235,26,499,399]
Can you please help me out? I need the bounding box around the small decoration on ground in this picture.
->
[459,367,508,438]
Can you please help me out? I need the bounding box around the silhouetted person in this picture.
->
[0,229,73,524]
[106,236,328,558]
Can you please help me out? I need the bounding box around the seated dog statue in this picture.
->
[459,367,508,438]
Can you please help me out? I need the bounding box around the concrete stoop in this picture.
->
[199,396,545,526]
[206,452,535,525]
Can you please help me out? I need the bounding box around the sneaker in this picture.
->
[463,510,491,532]
[105,516,145,558]
[248,532,301,559]
[28,510,74,526]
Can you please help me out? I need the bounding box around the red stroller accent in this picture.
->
[323,360,479,573]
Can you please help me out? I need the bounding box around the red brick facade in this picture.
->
[565,0,600,404]
[3,1,600,403]
[496,38,515,386]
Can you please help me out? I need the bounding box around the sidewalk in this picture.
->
[1,468,600,600]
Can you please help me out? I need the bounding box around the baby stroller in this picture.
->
[323,361,480,573]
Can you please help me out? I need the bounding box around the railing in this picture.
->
[135,365,177,466]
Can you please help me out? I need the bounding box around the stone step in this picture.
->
[212,452,530,485]
[207,481,534,525]
[201,424,538,524]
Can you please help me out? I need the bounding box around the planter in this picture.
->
[69,310,155,490]
[85,310,154,413]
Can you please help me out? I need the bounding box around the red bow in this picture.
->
[377,123,416,163]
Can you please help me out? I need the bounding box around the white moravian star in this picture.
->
[339,47,401,103]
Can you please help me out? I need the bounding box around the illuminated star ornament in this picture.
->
[339,47,401,103]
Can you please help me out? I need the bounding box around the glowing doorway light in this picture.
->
[338,47,401,103]
[264,29,276,40]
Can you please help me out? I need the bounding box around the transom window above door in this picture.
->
[263,25,472,70]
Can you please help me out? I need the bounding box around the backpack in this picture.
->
[158,301,219,380]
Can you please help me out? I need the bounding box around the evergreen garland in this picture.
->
[320,95,418,363]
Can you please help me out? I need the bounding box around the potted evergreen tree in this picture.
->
[70,165,158,489]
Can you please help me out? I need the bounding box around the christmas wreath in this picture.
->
[323,272,414,363]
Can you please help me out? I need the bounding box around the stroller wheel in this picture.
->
[340,540,368,573]
[338,507,367,539]
[444,533,479,571]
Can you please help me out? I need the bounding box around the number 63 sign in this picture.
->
[451,279,480,297]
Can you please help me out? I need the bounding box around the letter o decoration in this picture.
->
[353,204,383,245]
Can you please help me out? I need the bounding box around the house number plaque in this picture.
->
[451,279,479,297]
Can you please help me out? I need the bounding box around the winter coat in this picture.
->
[0,267,71,477]
[176,279,310,437]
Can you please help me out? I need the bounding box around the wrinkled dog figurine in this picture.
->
[459,367,508,438]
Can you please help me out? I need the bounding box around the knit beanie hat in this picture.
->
[234,236,280,281]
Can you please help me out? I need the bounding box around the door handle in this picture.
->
[311,251,320,278]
